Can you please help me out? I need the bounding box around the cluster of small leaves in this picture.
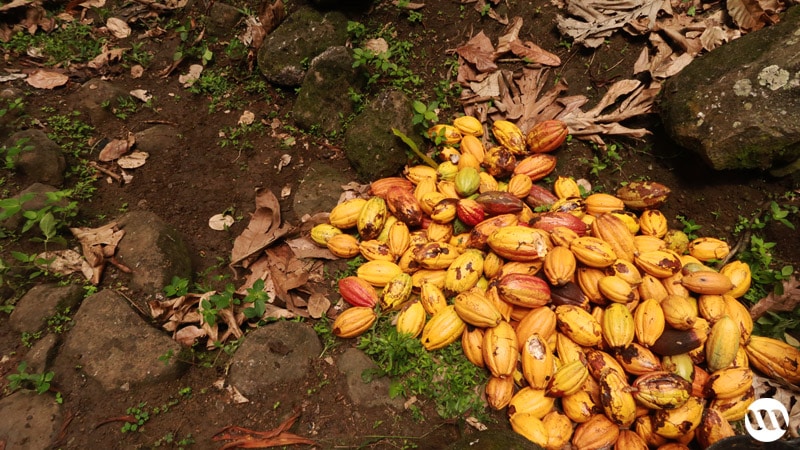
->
[357,317,489,421]
[6,361,54,394]
[0,189,78,245]
[122,402,151,433]
[0,22,106,67]
[198,278,270,327]
[349,23,423,91]
[0,137,31,170]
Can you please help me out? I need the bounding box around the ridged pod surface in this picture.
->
[571,414,620,450]
[421,305,465,351]
[333,307,377,339]
[555,305,603,347]
[483,320,519,378]
[521,333,555,389]
[745,335,800,384]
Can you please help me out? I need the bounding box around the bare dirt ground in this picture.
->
[1,0,799,449]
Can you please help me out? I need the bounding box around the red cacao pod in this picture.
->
[338,276,379,308]
[526,120,568,154]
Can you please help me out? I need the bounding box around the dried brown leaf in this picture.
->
[727,0,768,31]
[98,137,132,161]
[229,188,293,272]
[106,17,131,39]
[495,16,523,54]
[25,70,68,89]
[750,276,800,320]
[70,222,125,285]
[455,31,498,73]
[307,292,330,319]
[508,39,561,66]
[117,151,148,169]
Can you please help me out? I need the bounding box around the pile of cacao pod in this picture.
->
[309,116,800,449]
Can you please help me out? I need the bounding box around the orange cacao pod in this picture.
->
[525,119,568,153]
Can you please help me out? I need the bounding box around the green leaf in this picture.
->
[391,128,438,169]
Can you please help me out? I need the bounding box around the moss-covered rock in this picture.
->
[342,90,425,182]
[256,7,349,87]
[659,6,800,171]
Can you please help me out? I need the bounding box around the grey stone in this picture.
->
[133,124,180,154]
[116,210,192,295]
[292,160,356,219]
[24,333,60,374]
[5,129,66,186]
[9,283,83,334]
[293,46,365,134]
[227,321,322,398]
[0,390,63,450]
[205,2,243,38]
[58,289,185,391]
[1,182,72,232]
[336,348,404,409]
[659,6,800,171]
[75,78,129,127]
[343,90,425,181]
[257,7,349,87]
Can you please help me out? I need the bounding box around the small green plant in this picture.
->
[46,306,73,334]
[676,215,703,240]
[164,276,190,297]
[346,21,367,41]
[357,318,489,421]
[153,432,195,448]
[411,100,438,129]
[1,138,33,169]
[6,361,54,394]
[112,96,138,120]
[218,121,266,153]
[121,402,151,433]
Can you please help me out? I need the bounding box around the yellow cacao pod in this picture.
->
[698,294,727,323]
[487,225,550,262]
[661,294,698,331]
[710,386,754,421]
[483,320,519,378]
[426,124,461,145]
[550,225,580,247]
[602,303,635,349]
[680,271,734,295]
[491,120,526,155]
[410,268,446,291]
[719,260,752,298]
[634,235,668,254]
[598,275,636,304]
[638,209,668,238]
[634,250,682,278]
[486,375,515,410]
[461,326,485,368]
[356,260,403,286]
[638,273,669,303]
[413,241,464,269]
[607,259,643,287]
[509,412,548,447]
[555,304,603,347]
[459,134,486,164]
[356,196,388,241]
[385,220,411,258]
[310,223,342,246]
[688,237,730,262]
[591,212,637,262]
[705,366,753,400]
[705,315,740,372]
[576,267,606,304]
[723,294,753,344]
[543,245,577,287]
[584,193,625,216]
[395,301,426,338]
[413,177,438,205]
[652,395,704,439]
[598,368,637,427]
[547,358,590,397]
[326,233,361,258]
[421,305,465,351]
[562,389,597,424]
[631,370,691,410]
[633,298,665,348]
[426,221,453,243]
[745,335,800,384]
[453,115,483,137]
[333,306,377,339]
[329,198,368,229]
[444,249,485,295]
[615,429,648,450]
[453,288,502,328]
[570,236,617,268]
[381,272,414,310]
[509,386,556,419]
[542,411,573,450]
[696,407,736,448]
[358,239,395,262]
[419,281,447,316]
[521,333,555,389]
[553,176,581,199]
[571,414,620,450]
[615,342,663,375]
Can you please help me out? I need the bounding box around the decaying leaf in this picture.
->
[507,39,561,66]
[87,45,126,69]
[130,65,145,79]
[456,31,498,73]
[70,221,127,285]
[229,188,293,273]
[753,373,800,438]
[306,292,330,319]
[179,64,203,87]
[129,88,151,101]
[727,0,769,31]
[25,70,68,89]
[98,133,135,161]
[106,17,131,38]
[209,214,235,231]
[35,249,94,281]
[750,276,800,320]
[117,151,148,169]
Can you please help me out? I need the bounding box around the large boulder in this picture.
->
[343,90,425,181]
[659,6,800,171]
[293,46,365,134]
[257,7,349,87]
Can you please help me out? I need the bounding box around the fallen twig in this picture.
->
[213,409,317,449]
